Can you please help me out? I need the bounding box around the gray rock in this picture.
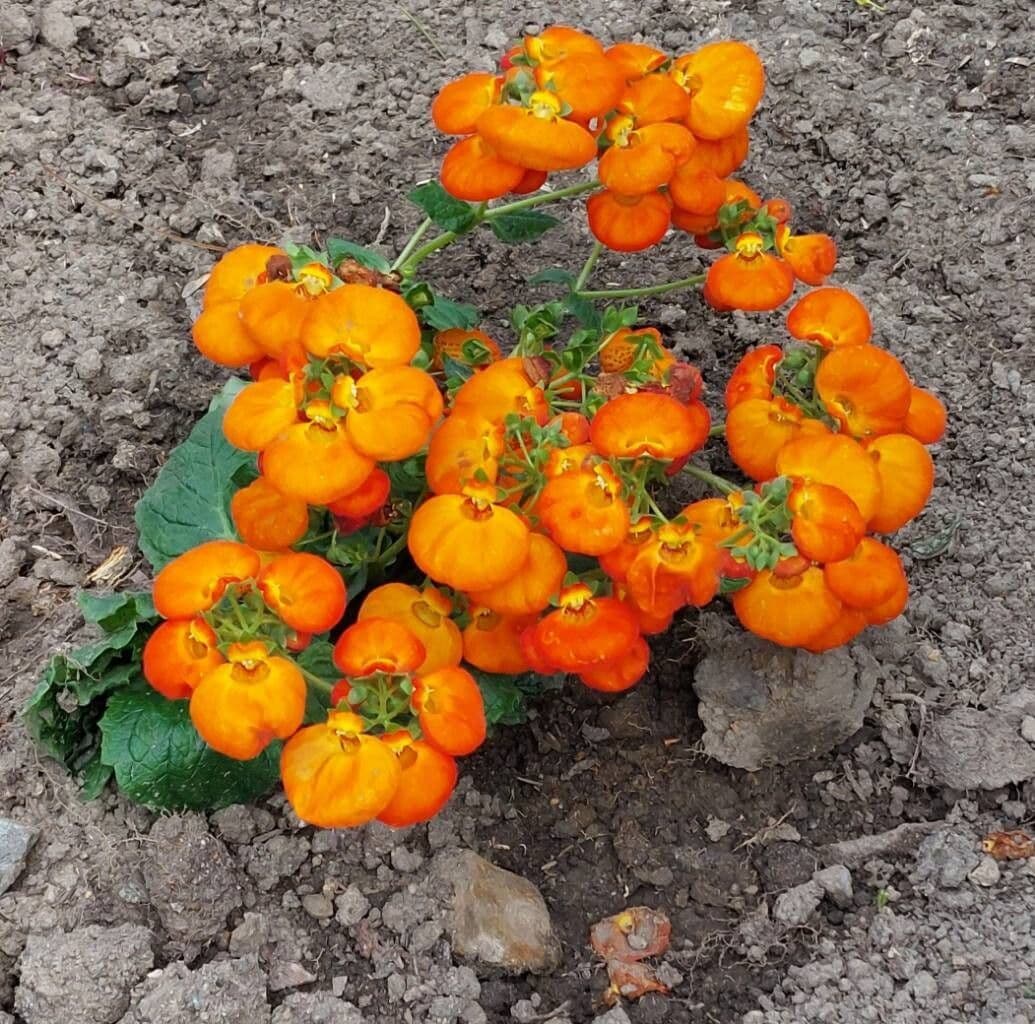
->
[921,695,1035,788]
[289,64,369,113]
[302,893,335,920]
[0,818,38,896]
[120,956,270,1023]
[229,912,269,955]
[968,855,1001,888]
[692,618,878,770]
[436,850,561,973]
[269,962,317,992]
[334,885,371,927]
[1021,715,1035,744]
[915,831,980,889]
[271,992,364,1023]
[39,3,77,49]
[591,1009,632,1024]
[773,880,823,926]
[143,815,242,943]
[813,864,854,908]
[909,971,939,1000]
[0,4,34,50]
[16,924,153,1024]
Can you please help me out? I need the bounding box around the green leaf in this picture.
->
[135,378,254,570]
[470,669,563,727]
[528,267,577,288]
[563,291,602,330]
[326,238,391,274]
[99,686,281,811]
[408,182,478,234]
[297,639,337,724]
[421,295,480,331]
[78,591,155,632]
[489,209,560,243]
[284,242,327,273]
[908,514,963,561]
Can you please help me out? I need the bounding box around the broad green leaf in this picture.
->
[529,267,577,287]
[326,238,391,273]
[297,639,337,724]
[99,686,281,811]
[421,295,480,331]
[408,182,478,234]
[469,669,564,727]
[78,591,155,632]
[489,209,560,243]
[134,378,253,570]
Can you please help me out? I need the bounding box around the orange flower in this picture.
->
[597,517,656,583]
[358,584,462,673]
[733,565,843,648]
[788,480,866,564]
[377,731,459,828]
[598,326,672,376]
[724,344,783,409]
[230,476,310,551]
[726,397,828,481]
[432,72,500,135]
[536,463,630,556]
[411,666,486,756]
[904,386,947,444]
[668,166,726,217]
[605,42,668,81]
[671,41,765,140]
[476,92,597,172]
[238,281,314,360]
[776,227,837,286]
[785,287,872,348]
[440,134,526,201]
[192,303,265,368]
[550,411,592,445]
[587,189,672,252]
[681,496,746,545]
[326,467,391,520]
[524,25,604,65]
[432,327,502,370]
[824,538,906,610]
[425,413,505,494]
[544,442,594,479]
[802,608,869,653]
[618,74,691,125]
[775,433,882,524]
[462,608,536,674]
[815,344,912,438]
[863,570,909,625]
[683,127,750,178]
[578,636,650,693]
[468,533,567,616]
[262,402,374,506]
[705,232,795,312]
[511,168,548,194]
[408,483,530,591]
[222,378,299,452]
[590,393,710,461]
[202,244,284,308]
[532,583,640,670]
[536,54,626,121]
[333,618,426,677]
[301,284,421,367]
[281,710,402,828]
[153,540,260,619]
[143,618,224,700]
[625,520,721,615]
[598,129,680,197]
[257,552,347,634]
[332,365,443,462]
[451,358,549,425]
[190,641,306,760]
[864,433,935,534]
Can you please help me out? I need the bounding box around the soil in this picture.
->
[2,1,1034,1023]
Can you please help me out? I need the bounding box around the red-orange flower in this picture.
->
[864,433,935,534]
[223,378,300,452]
[440,134,526,201]
[625,520,721,615]
[590,393,709,461]
[202,243,284,308]
[776,227,837,286]
[462,608,536,675]
[326,467,391,520]
[671,41,765,140]
[606,42,668,81]
[733,565,843,648]
[281,710,402,828]
[587,189,672,252]
[425,413,505,494]
[705,232,795,312]
[785,287,872,348]
[536,463,630,556]
[578,636,651,693]
[432,72,500,135]
[726,397,828,481]
[451,358,549,425]
[358,584,462,674]
[815,344,912,438]
[230,476,310,551]
[787,480,866,564]
[476,92,597,172]
[776,433,882,524]
[724,344,783,409]
[258,552,347,634]
[532,583,640,670]
[153,540,260,619]
[333,618,426,677]
[190,641,306,760]
[468,533,567,616]
[412,666,486,756]
[377,731,458,828]
[904,386,947,444]
[143,618,224,700]
[824,538,906,611]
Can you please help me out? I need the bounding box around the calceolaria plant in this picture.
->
[29,25,946,827]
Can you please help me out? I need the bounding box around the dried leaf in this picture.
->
[590,907,671,963]
[604,959,670,1006]
[982,830,1035,860]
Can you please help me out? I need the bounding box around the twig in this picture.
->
[391,1,446,60]
[819,820,945,866]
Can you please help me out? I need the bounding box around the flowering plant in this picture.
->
[29,26,944,826]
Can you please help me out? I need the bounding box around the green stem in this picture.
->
[390,217,433,271]
[487,180,599,218]
[708,422,726,438]
[574,241,604,292]
[576,273,707,301]
[682,464,739,496]
[398,230,458,277]
[298,666,333,693]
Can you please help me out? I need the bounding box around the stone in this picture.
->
[269,962,317,992]
[1021,715,1035,744]
[921,694,1035,788]
[229,912,269,955]
[914,832,980,889]
[591,1009,632,1024]
[773,880,823,927]
[302,893,335,920]
[289,63,369,112]
[119,956,270,1023]
[0,4,34,50]
[15,924,153,1024]
[334,885,371,927]
[0,818,38,896]
[271,992,364,1023]
[692,616,878,769]
[437,850,562,973]
[813,864,854,908]
[968,856,1001,887]
[39,3,77,49]
[143,815,243,943]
